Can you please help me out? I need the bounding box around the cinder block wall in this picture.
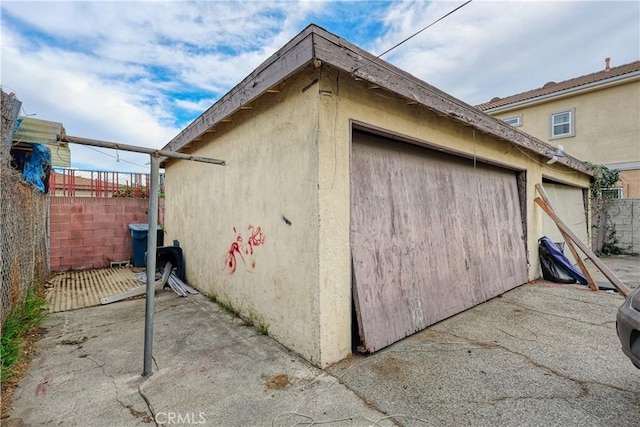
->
[606,199,640,254]
[49,197,149,271]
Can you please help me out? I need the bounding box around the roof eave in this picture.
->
[164,25,319,153]
[164,25,592,176]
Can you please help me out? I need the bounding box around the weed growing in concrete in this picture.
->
[207,292,239,317]
[245,309,270,335]
[1,285,46,383]
[207,292,269,336]
[256,320,270,336]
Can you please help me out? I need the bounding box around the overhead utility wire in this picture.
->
[376,0,474,59]
[84,145,149,169]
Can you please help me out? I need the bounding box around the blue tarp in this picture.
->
[14,143,51,193]
[539,236,587,285]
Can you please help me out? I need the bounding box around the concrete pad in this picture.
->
[6,292,391,427]
[582,254,639,291]
[329,282,640,426]
[7,256,640,426]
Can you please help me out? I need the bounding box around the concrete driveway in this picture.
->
[5,256,640,426]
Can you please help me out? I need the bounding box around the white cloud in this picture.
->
[378,0,640,104]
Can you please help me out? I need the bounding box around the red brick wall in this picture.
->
[49,197,149,271]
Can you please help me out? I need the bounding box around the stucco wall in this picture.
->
[164,67,323,364]
[492,80,640,166]
[620,170,640,199]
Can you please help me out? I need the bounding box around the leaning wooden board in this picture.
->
[350,131,529,352]
[534,191,630,297]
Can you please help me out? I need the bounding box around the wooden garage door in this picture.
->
[351,131,528,352]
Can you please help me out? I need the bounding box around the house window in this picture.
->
[601,188,623,199]
[550,108,575,139]
[503,115,522,127]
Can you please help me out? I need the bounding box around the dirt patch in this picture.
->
[368,355,409,379]
[126,405,152,423]
[265,373,290,390]
[1,325,44,419]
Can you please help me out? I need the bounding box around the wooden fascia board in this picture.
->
[312,30,593,176]
[164,26,317,153]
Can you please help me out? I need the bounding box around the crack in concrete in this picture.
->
[85,356,154,424]
[90,318,145,329]
[138,385,160,427]
[408,395,586,406]
[498,299,612,327]
[520,288,620,308]
[151,305,173,316]
[440,330,637,396]
[85,356,128,407]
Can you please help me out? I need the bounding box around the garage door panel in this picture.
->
[541,183,588,266]
[351,132,528,352]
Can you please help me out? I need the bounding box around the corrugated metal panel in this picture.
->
[13,116,71,167]
[46,268,141,313]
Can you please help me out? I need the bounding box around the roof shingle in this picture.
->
[476,60,640,111]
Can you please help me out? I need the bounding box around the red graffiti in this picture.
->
[225,241,243,274]
[247,226,265,253]
[226,225,265,273]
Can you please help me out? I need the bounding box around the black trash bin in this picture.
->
[129,223,164,267]
[157,246,185,281]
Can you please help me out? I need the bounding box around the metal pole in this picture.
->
[142,155,160,376]
[58,134,225,377]
[57,134,225,165]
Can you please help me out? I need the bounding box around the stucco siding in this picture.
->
[164,69,322,364]
[620,170,640,199]
[492,80,640,166]
[317,68,353,365]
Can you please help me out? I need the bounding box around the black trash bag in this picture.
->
[539,240,577,284]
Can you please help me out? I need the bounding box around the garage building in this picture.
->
[162,25,592,367]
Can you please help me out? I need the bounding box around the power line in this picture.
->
[83,145,149,169]
[376,0,474,59]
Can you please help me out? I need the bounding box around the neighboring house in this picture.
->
[13,116,71,167]
[477,59,640,198]
[162,25,592,367]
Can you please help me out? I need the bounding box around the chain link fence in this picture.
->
[1,91,49,325]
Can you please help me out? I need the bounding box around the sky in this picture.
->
[1,0,639,172]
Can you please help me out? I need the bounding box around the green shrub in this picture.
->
[1,286,46,383]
